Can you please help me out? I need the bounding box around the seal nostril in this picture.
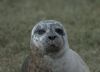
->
[48,36,57,40]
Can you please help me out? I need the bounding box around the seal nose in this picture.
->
[48,35,57,40]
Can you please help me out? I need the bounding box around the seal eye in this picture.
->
[36,29,46,35]
[55,28,64,35]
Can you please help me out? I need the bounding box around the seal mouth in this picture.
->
[45,44,60,54]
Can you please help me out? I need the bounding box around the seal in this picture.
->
[21,20,90,72]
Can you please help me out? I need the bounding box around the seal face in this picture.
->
[31,20,66,57]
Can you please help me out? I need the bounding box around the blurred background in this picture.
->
[0,0,100,72]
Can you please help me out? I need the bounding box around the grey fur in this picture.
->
[21,20,90,72]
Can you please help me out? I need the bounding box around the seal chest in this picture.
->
[21,20,90,72]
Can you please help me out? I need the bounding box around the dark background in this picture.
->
[0,0,100,72]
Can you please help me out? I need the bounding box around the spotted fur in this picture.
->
[21,20,90,72]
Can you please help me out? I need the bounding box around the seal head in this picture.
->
[31,20,68,58]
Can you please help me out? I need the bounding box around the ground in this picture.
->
[0,0,100,72]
